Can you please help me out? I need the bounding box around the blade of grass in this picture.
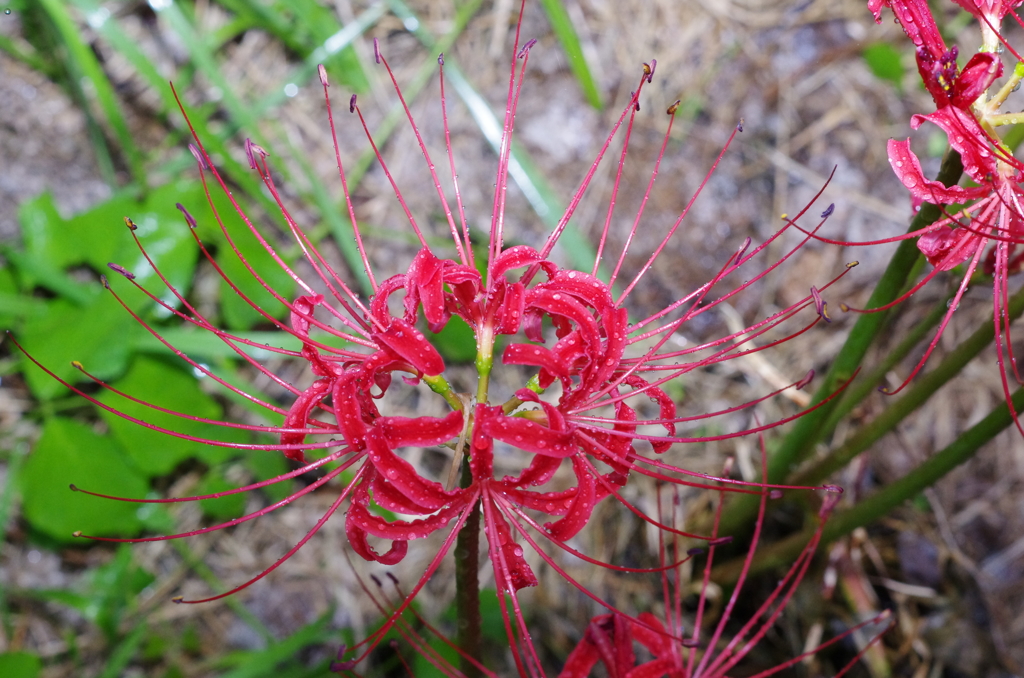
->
[717,149,965,537]
[791,281,1024,486]
[713,385,1024,583]
[299,0,483,288]
[387,0,599,273]
[38,0,147,188]
[537,0,602,109]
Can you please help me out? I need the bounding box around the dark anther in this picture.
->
[124,216,137,231]
[349,94,357,113]
[373,37,381,64]
[438,52,444,65]
[796,369,814,389]
[667,99,681,115]
[517,38,537,59]
[107,263,136,280]
[820,203,835,218]
[188,144,208,170]
[176,203,197,229]
[811,286,830,323]
[737,119,744,132]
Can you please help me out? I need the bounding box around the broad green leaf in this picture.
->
[21,417,149,541]
[244,450,293,504]
[20,182,206,307]
[430,314,478,364]
[0,652,41,678]
[131,328,302,360]
[863,42,904,88]
[19,296,133,400]
[194,470,247,520]
[96,356,245,477]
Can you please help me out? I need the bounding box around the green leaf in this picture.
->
[96,356,245,477]
[89,545,155,640]
[863,42,904,88]
[194,470,247,520]
[18,297,133,400]
[431,314,478,364]
[244,451,293,504]
[215,614,335,678]
[131,328,302,361]
[20,417,149,541]
[20,182,205,306]
[0,652,41,678]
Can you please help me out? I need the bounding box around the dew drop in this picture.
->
[513,546,524,557]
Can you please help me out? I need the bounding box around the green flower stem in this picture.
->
[792,282,1024,487]
[816,286,954,443]
[475,325,495,405]
[713,386,1024,583]
[717,149,964,537]
[424,373,464,411]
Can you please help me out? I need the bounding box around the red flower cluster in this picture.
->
[16,0,858,673]
[856,0,1024,417]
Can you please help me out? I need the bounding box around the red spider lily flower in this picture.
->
[824,1,1024,431]
[13,1,856,673]
[558,459,890,678]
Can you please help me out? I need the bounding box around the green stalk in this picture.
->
[816,284,951,441]
[718,149,964,537]
[713,386,1024,583]
[792,283,1024,486]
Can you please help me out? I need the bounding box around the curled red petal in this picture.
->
[492,245,556,280]
[373,317,445,376]
[378,410,463,447]
[365,427,453,510]
[502,343,570,379]
[279,378,332,462]
[909,108,999,183]
[952,51,1003,108]
[488,509,538,591]
[543,458,597,541]
[346,483,409,565]
[917,227,981,270]
[405,247,446,326]
[485,414,577,458]
[887,138,990,205]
